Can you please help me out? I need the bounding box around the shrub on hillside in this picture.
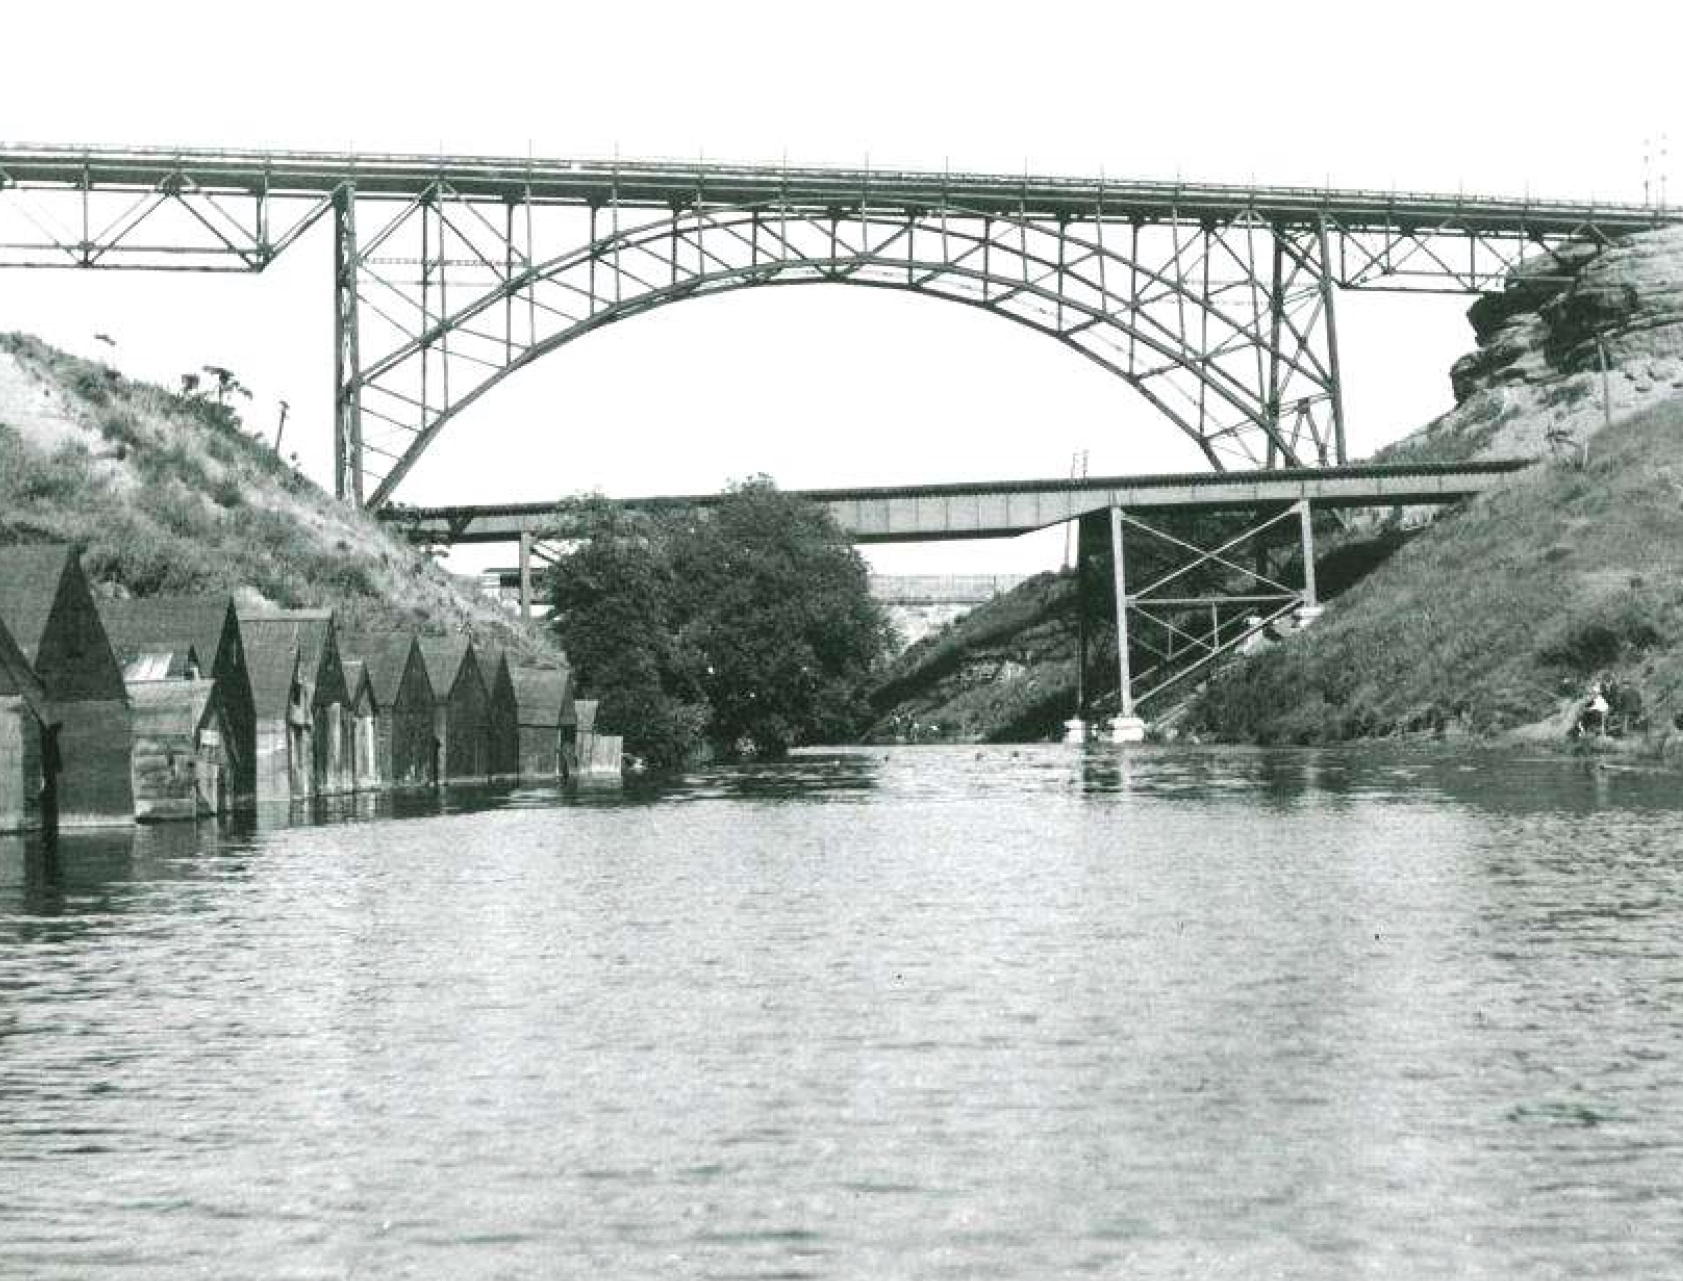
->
[1534,588,1666,673]
[2,438,95,505]
[65,362,119,406]
[98,407,146,450]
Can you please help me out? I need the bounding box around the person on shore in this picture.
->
[1580,682,1610,737]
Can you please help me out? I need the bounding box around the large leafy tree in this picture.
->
[544,498,706,769]
[546,480,893,765]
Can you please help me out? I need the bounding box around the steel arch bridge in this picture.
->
[1,145,1675,508]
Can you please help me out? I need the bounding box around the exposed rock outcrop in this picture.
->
[1387,225,1683,463]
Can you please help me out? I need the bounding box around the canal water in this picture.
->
[1,745,1680,1279]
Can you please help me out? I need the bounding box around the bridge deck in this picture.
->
[1,145,1673,234]
[386,460,1532,546]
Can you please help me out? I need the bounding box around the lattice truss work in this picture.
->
[1117,505,1310,710]
[0,166,330,270]
[341,190,1367,502]
[0,148,1666,508]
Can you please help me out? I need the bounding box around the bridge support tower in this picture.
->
[1076,497,1324,739]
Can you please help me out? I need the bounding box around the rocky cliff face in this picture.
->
[1387,225,1683,462]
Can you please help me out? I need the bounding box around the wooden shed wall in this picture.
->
[485,659,520,780]
[30,557,133,826]
[0,696,44,833]
[250,713,297,804]
[389,651,436,787]
[54,698,134,827]
[127,680,217,823]
[444,669,490,781]
[516,724,560,779]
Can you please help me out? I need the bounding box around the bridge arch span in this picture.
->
[345,195,1348,506]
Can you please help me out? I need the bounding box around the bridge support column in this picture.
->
[1108,505,1147,744]
[518,533,534,624]
[1296,499,1324,626]
[1065,513,1104,744]
[1317,218,1349,467]
[332,185,363,505]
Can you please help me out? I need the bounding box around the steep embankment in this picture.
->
[0,333,549,653]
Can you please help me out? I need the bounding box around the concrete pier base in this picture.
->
[1296,605,1326,628]
[1062,717,1088,744]
[1108,715,1147,744]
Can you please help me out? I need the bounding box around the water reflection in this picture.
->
[1,743,1680,1278]
[0,819,253,920]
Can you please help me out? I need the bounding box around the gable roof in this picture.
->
[0,612,49,719]
[416,636,476,702]
[237,610,335,715]
[337,631,423,707]
[98,596,229,680]
[100,595,233,673]
[240,630,301,716]
[508,665,572,727]
[342,659,374,711]
[476,644,512,689]
[0,544,74,663]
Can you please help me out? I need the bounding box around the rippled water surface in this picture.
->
[3,745,1682,1278]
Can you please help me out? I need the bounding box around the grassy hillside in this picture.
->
[1186,397,1683,750]
[0,332,550,654]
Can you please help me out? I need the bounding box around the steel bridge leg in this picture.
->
[1317,219,1348,466]
[1266,237,1286,469]
[1108,506,1146,743]
[333,186,363,505]
[1064,513,1105,744]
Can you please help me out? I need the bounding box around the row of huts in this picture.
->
[1,544,616,834]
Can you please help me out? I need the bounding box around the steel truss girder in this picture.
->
[341,194,1359,505]
[0,161,336,271]
[3,146,1673,507]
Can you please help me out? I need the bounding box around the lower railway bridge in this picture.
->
[385,458,1529,739]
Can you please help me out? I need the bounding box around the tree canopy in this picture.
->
[546,478,894,766]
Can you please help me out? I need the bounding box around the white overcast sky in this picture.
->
[2,1,1679,576]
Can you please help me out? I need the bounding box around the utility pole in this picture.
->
[274,399,291,452]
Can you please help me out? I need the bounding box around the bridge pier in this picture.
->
[1296,499,1323,625]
